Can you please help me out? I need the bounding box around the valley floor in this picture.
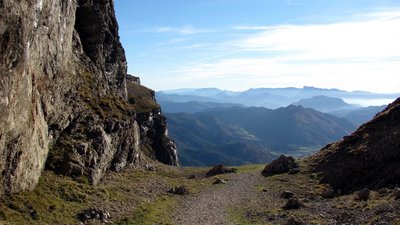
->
[1,162,400,225]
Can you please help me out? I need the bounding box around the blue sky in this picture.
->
[115,0,400,93]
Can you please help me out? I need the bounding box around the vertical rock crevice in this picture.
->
[75,0,127,97]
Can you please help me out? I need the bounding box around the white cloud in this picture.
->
[354,8,400,21]
[156,38,190,46]
[285,0,309,6]
[155,25,216,34]
[178,43,207,50]
[171,9,400,93]
[232,25,274,31]
[236,18,400,61]
[156,27,173,33]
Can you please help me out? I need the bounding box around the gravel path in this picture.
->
[172,171,262,225]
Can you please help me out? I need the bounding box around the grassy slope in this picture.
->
[0,161,212,225]
[0,162,260,224]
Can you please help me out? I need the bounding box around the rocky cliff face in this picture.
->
[310,98,400,193]
[0,0,178,195]
[126,75,179,166]
[137,111,179,166]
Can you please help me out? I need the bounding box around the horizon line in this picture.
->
[154,86,400,95]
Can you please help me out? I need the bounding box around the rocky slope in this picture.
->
[0,0,178,195]
[310,97,400,193]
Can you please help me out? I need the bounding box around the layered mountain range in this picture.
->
[167,105,356,166]
[158,87,393,166]
[157,87,397,110]
[158,88,393,127]
[0,0,178,195]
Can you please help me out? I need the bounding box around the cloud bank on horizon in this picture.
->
[115,1,400,93]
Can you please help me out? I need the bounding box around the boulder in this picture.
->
[30,209,38,220]
[285,218,304,225]
[394,188,400,200]
[213,178,226,185]
[168,185,189,195]
[262,155,299,177]
[77,208,110,223]
[280,191,295,199]
[188,174,196,179]
[355,188,370,201]
[288,168,300,175]
[321,186,336,199]
[283,198,302,210]
[206,164,237,177]
[145,163,156,171]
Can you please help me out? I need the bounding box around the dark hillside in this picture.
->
[310,98,400,193]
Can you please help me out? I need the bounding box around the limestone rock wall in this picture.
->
[0,0,78,195]
[0,0,179,194]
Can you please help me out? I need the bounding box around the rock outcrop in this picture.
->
[0,0,178,194]
[310,98,400,193]
[137,110,179,166]
[126,75,179,166]
[262,155,299,177]
[205,164,237,177]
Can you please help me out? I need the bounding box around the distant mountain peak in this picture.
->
[302,86,342,91]
[285,104,304,110]
[293,95,358,113]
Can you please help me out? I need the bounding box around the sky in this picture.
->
[114,0,400,93]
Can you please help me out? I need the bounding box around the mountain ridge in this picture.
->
[166,105,356,166]
[293,95,359,112]
[157,87,398,110]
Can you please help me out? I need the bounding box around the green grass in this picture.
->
[116,196,177,225]
[162,167,211,194]
[228,207,262,225]
[235,164,264,173]
[79,71,134,120]
[0,171,99,224]
[127,82,160,113]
